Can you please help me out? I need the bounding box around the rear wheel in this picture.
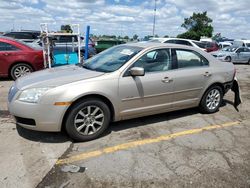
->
[199,86,223,113]
[10,63,33,80]
[65,98,110,141]
[248,58,250,65]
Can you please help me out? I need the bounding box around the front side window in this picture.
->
[133,49,171,73]
[175,49,209,69]
[0,42,19,51]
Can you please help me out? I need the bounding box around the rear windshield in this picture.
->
[16,39,42,50]
[193,41,206,48]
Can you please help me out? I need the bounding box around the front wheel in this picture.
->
[225,56,231,62]
[65,99,110,141]
[199,86,223,113]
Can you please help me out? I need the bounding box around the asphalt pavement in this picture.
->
[1,64,250,188]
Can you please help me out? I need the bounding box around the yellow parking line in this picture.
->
[56,121,240,165]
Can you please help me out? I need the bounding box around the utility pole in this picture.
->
[152,0,156,37]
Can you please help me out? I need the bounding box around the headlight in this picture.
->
[18,88,51,103]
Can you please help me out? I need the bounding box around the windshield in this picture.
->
[246,43,250,47]
[82,45,142,73]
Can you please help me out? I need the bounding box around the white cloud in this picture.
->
[0,0,249,38]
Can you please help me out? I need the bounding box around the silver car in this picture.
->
[211,46,250,64]
[8,43,238,141]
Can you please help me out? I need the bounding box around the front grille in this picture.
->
[15,116,36,126]
[8,85,19,102]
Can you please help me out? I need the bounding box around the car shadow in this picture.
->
[104,107,200,137]
[0,110,11,118]
[0,78,13,81]
[16,125,72,143]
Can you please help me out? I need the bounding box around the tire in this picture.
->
[248,59,250,65]
[199,86,223,114]
[225,56,231,62]
[65,98,110,141]
[10,63,33,80]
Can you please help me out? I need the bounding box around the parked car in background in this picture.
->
[210,46,250,64]
[218,41,232,49]
[95,39,126,53]
[202,41,220,52]
[8,43,239,141]
[0,36,44,80]
[3,31,40,43]
[233,40,250,49]
[149,38,207,51]
[35,35,96,58]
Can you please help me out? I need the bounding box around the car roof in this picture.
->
[151,37,201,43]
[123,41,199,50]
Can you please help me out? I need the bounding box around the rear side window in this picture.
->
[164,40,176,44]
[175,49,209,69]
[0,42,19,51]
[175,40,192,46]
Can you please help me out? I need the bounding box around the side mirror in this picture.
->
[129,67,145,76]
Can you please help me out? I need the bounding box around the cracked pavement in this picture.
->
[1,65,250,188]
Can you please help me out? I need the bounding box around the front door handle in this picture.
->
[203,72,212,77]
[162,77,173,83]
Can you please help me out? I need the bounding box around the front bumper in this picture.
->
[8,100,68,132]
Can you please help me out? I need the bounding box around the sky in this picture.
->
[0,0,249,39]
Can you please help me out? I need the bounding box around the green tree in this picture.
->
[177,11,213,40]
[133,34,138,40]
[164,35,169,38]
[61,25,73,33]
[124,36,129,40]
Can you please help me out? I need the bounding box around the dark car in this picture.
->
[0,36,44,80]
[3,31,40,43]
[95,39,126,53]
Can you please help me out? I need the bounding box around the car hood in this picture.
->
[16,65,105,90]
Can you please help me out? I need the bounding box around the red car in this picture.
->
[0,36,44,80]
[204,41,220,52]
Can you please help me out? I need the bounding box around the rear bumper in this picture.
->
[223,80,234,94]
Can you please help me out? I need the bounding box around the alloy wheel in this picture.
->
[14,65,31,78]
[74,105,105,135]
[205,89,221,110]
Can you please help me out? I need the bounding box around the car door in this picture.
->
[171,49,211,108]
[241,48,250,63]
[0,42,20,76]
[118,48,175,119]
[234,48,243,62]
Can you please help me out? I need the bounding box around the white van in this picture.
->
[233,40,250,48]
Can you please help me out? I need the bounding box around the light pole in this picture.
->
[152,0,156,37]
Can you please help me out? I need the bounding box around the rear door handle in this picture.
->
[4,53,10,56]
[162,77,173,83]
[203,72,212,77]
